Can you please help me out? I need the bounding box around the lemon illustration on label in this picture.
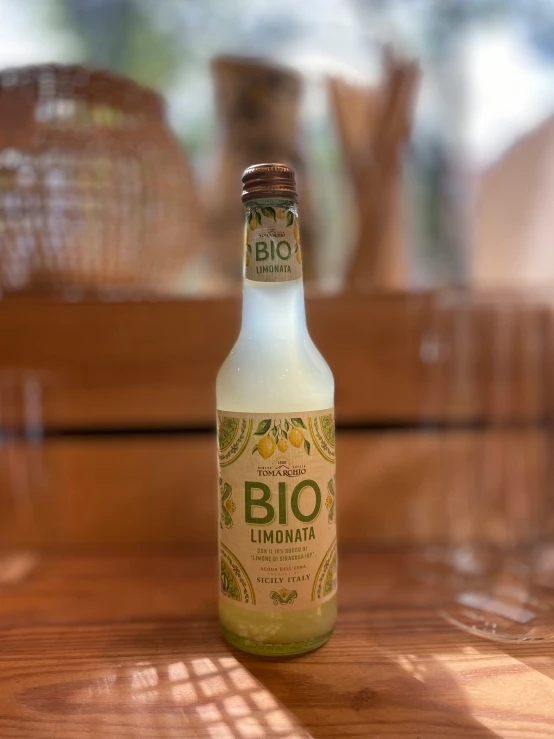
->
[258,435,275,459]
[289,427,303,448]
[251,417,311,457]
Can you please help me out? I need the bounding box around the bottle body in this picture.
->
[216,177,337,656]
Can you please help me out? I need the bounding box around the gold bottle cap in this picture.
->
[241,163,298,203]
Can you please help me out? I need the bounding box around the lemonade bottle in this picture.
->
[216,163,337,656]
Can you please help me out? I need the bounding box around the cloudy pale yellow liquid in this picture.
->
[216,277,337,655]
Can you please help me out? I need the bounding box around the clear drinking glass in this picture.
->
[0,370,50,560]
[420,288,554,641]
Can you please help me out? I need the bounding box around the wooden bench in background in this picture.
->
[0,293,551,549]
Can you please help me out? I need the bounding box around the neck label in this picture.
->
[244,199,303,282]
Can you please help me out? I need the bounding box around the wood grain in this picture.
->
[0,293,548,427]
[0,549,552,738]
[0,293,426,426]
[0,430,549,548]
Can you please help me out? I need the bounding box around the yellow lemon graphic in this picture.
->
[258,435,275,459]
[277,438,288,453]
[245,252,250,266]
[293,222,300,243]
[296,249,302,264]
[277,209,286,219]
[289,428,303,448]
[249,216,256,231]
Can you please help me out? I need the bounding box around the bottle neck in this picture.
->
[241,197,306,336]
[241,278,306,334]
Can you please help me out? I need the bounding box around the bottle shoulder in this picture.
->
[216,329,334,412]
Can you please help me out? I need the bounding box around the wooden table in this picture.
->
[0,548,552,738]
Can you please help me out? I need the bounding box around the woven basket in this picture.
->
[0,64,201,295]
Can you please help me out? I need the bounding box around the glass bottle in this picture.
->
[216,163,337,656]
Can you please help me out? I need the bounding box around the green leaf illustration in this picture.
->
[252,444,259,454]
[291,418,307,430]
[246,244,252,254]
[270,589,298,605]
[255,211,262,226]
[254,419,272,435]
[220,482,234,529]
[327,476,335,523]
[286,211,294,227]
[304,439,311,455]
[281,429,288,439]
[294,243,299,252]
[285,420,290,431]
[261,206,276,220]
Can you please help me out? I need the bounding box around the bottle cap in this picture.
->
[241,163,298,203]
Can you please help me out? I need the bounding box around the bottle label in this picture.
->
[217,409,337,612]
[244,199,303,283]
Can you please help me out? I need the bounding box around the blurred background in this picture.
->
[1,0,554,295]
[1,0,554,628]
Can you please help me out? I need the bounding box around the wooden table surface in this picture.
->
[0,548,552,739]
